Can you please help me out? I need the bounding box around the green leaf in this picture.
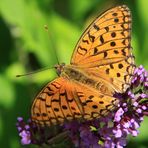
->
[90,125,97,131]
[0,74,15,109]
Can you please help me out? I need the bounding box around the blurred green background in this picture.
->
[0,0,148,147]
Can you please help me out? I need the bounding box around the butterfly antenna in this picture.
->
[44,25,60,65]
[16,66,54,77]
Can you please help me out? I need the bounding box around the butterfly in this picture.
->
[31,5,135,126]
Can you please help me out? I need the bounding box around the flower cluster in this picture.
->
[16,117,68,146]
[16,117,32,145]
[16,65,148,148]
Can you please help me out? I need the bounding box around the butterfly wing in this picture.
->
[31,77,117,126]
[31,5,135,126]
[31,77,81,126]
[70,5,135,93]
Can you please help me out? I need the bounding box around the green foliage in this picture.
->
[0,0,147,147]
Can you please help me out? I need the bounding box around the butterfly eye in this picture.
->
[61,63,65,66]
[54,64,62,75]
[54,63,66,75]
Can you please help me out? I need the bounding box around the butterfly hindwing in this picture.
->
[73,83,118,120]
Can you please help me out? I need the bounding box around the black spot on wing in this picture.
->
[93,24,100,31]
[88,31,95,42]
[100,35,104,44]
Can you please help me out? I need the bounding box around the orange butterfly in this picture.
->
[31,5,135,126]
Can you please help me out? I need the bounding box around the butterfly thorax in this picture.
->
[61,65,112,95]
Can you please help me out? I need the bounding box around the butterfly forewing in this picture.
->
[71,5,132,65]
[70,5,135,93]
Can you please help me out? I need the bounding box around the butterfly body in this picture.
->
[59,65,114,95]
[31,5,135,126]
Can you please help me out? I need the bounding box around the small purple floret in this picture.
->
[16,117,32,145]
[17,117,23,122]
[19,130,31,145]
[114,108,124,122]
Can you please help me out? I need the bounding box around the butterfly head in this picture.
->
[54,63,65,76]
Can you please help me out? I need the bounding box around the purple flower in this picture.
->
[19,130,31,145]
[114,108,124,122]
[16,117,32,145]
[113,129,122,138]
[16,65,148,148]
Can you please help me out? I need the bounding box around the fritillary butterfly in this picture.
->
[31,5,135,126]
